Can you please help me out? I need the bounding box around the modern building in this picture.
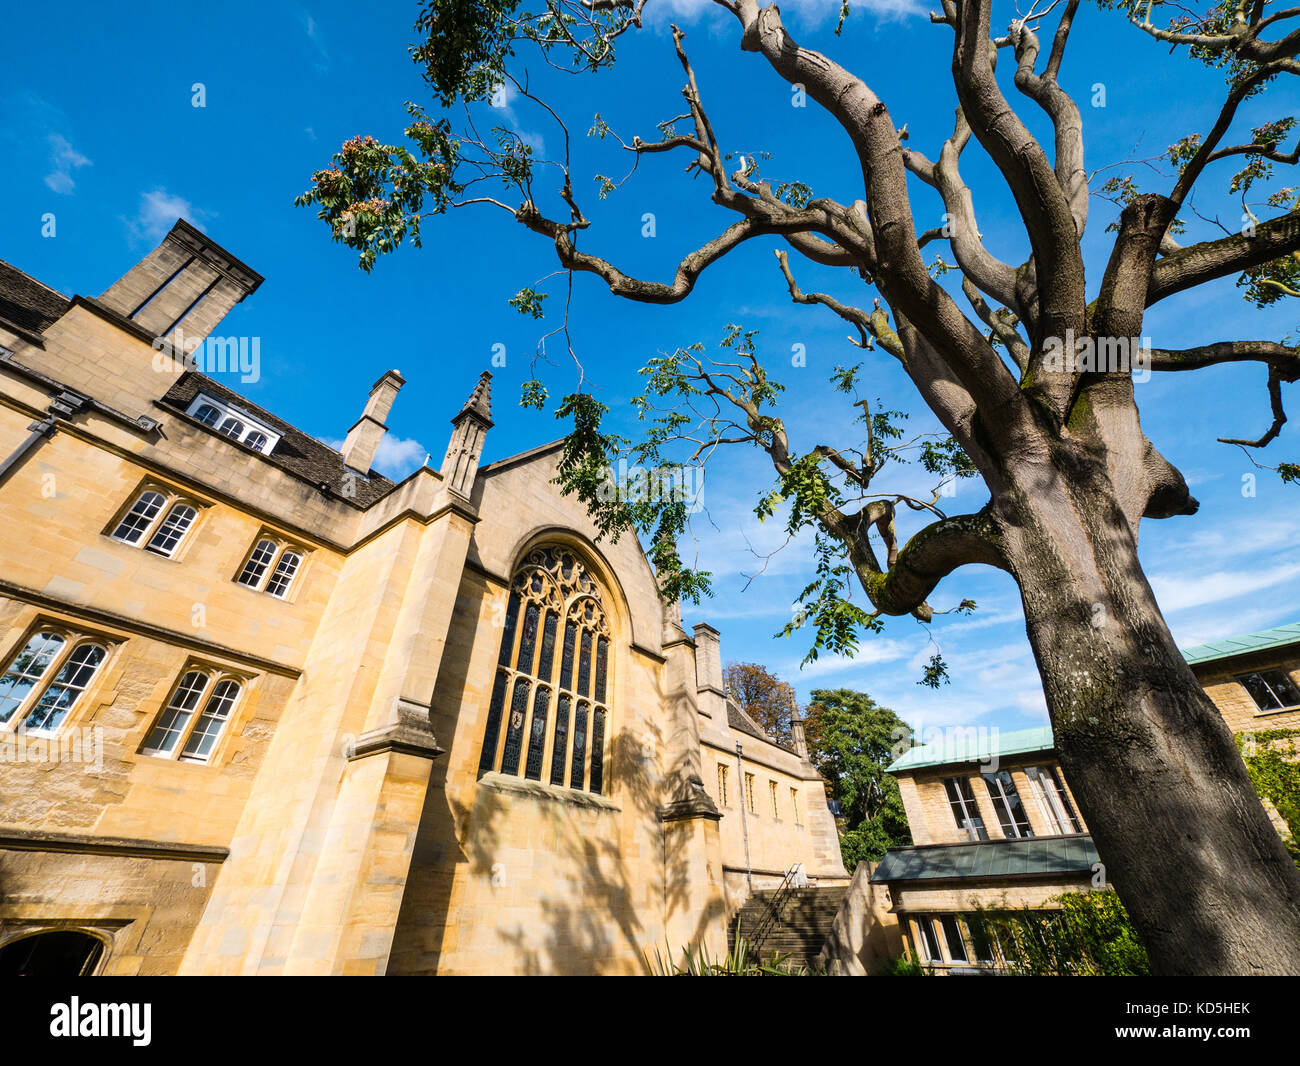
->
[868,727,1098,973]
[858,624,1300,973]
[0,221,844,976]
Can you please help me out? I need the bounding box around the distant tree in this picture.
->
[723,661,797,744]
[804,689,912,869]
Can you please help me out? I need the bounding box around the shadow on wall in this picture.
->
[388,703,724,975]
[817,860,904,976]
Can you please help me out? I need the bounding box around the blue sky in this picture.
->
[3,0,1297,738]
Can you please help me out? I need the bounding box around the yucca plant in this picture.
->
[647,937,809,976]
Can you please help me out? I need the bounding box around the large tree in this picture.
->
[298,1,1300,973]
[804,688,913,869]
[723,661,798,743]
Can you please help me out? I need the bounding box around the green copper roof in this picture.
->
[1180,621,1300,666]
[887,725,1056,773]
[870,835,1098,884]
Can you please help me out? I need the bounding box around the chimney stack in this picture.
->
[341,369,405,474]
[693,622,727,720]
[99,219,262,349]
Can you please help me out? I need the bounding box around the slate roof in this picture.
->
[0,259,71,337]
[1181,621,1300,667]
[726,699,797,754]
[888,725,1056,774]
[158,372,399,507]
[871,834,1098,884]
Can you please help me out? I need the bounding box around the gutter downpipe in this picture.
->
[735,741,753,895]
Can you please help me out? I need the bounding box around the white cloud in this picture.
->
[126,189,207,244]
[322,434,430,481]
[44,133,90,195]
[371,435,430,480]
[1149,561,1300,614]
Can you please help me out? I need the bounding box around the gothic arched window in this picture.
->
[478,545,612,794]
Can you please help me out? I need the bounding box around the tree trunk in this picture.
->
[999,462,1300,975]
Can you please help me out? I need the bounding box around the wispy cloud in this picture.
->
[43,133,91,195]
[125,188,207,244]
[303,13,330,72]
[645,0,923,28]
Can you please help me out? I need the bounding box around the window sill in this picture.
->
[477,771,620,812]
[1253,704,1300,717]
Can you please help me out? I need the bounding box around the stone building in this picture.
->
[0,221,845,976]
[828,625,1300,974]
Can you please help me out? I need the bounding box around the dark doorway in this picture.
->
[0,931,104,976]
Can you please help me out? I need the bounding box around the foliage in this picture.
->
[1238,729,1300,864]
[972,891,1151,976]
[803,689,912,868]
[647,937,810,976]
[880,954,929,976]
[723,662,799,745]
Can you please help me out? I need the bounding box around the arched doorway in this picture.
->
[0,931,105,976]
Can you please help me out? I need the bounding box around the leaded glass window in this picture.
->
[234,537,306,598]
[0,631,110,733]
[110,488,202,556]
[0,632,65,725]
[478,545,612,795]
[142,669,243,763]
[23,643,106,733]
[145,504,197,557]
[111,491,166,545]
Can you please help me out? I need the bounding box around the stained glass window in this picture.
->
[577,631,592,697]
[525,687,550,780]
[479,546,612,795]
[550,695,570,786]
[589,707,606,794]
[570,702,589,790]
[478,671,509,776]
[559,622,576,690]
[500,678,531,776]
[537,612,557,683]
[595,637,608,704]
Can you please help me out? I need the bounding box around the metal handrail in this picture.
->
[746,863,803,957]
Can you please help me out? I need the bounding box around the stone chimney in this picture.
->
[790,715,809,759]
[341,369,405,474]
[99,218,263,347]
[693,622,727,720]
[441,371,493,497]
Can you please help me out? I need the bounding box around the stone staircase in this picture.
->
[727,884,849,972]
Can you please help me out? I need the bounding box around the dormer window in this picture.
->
[185,394,280,455]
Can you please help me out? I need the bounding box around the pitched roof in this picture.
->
[1180,621,1300,666]
[870,834,1098,884]
[0,259,71,337]
[726,699,796,754]
[887,724,1056,773]
[158,371,398,507]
